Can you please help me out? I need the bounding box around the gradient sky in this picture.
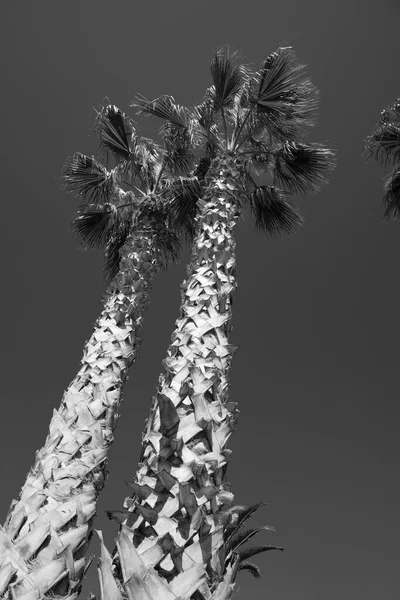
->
[0,1,399,599]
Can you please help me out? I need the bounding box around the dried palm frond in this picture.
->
[364,123,400,166]
[71,203,119,250]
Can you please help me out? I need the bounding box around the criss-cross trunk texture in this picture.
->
[0,224,162,600]
[99,154,246,600]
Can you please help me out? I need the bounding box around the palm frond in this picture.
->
[248,185,304,236]
[209,46,247,110]
[382,168,400,219]
[161,121,196,176]
[165,176,203,239]
[237,545,284,562]
[364,124,400,165]
[249,47,319,140]
[63,153,114,203]
[191,99,223,159]
[104,218,132,283]
[96,105,134,161]
[237,562,261,578]
[378,98,400,126]
[132,94,187,127]
[227,526,271,555]
[273,142,336,194]
[223,503,266,543]
[71,204,119,250]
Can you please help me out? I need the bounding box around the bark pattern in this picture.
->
[101,155,246,600]
[0,228,161,600]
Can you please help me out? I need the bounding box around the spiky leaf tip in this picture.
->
[237,544,284,562]
[63,153,114,203]
[96,104,134,161]
[237,562,261,578]
[249,186,304,236]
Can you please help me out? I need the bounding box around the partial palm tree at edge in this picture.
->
[0,106,192,600]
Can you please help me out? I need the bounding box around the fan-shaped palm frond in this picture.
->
[248,47,319,140]
[249,185,304,235]
[273,142,336,194]
[132,94,187,127]
[382,168,400,219]
[72,203,119,250]
[364,123,400,166]
[210,46,248,111]
[96,104,135,161]
[63,153,115,203]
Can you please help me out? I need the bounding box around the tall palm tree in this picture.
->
[364,97,400,218]
[0,105,191,600]
[96,47,335,600]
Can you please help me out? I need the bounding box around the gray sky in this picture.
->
[0,1,399,598]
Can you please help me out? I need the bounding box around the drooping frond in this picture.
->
[382,168,400,219]
[227,526,273,555]
[249,47,319,140]
[364,123,400,165]
[96,105,135,161]
[210,46,248,110]
[248,185,304,235]
[104,218,132,283]
[237,545,284,562]
[63,153,114,203]
[166,176,203,238]
[71,203,119,250]
[237,562,261,578]
[132,94,187,127]
[273,142,336,194]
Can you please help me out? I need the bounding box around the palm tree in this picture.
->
[96,47,335,599]
[364,97,400,218]
[0,105,190,599]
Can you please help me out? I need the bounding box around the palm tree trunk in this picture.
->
[0,226,161,600]
[101,154,245,599]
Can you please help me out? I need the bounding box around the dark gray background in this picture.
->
[0,1,399,598]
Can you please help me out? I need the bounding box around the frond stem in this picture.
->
[232,109,251,150]
[221,107,229,149]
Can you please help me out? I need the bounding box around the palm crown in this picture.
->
[364,97,400,219]
[63,104,192,281]
[133,46,335,236]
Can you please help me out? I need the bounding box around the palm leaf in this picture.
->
[227,526,272,554]
[129,137,161,189]
[237,562,261,578]
[223,503,266,543]
[63,153,114,203]
[237,545,284,562]
[382,168,400,219]
[132,94,187,127]
[166,176,203,239]
[71,204,119,250]
[96,105,134,160]
[364,123,400,165]
[209,46,247,110]
[249,47,318,139]
[378,98,400,126]
[248,185,304,236]
[273,142,336,194]
[104,218,132,283]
